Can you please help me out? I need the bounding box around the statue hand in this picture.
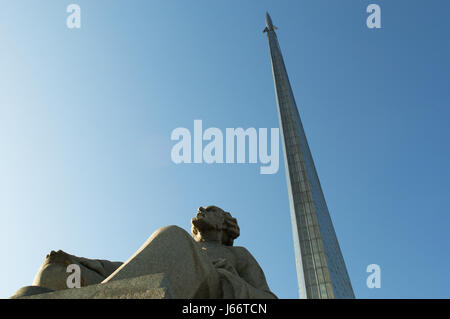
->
[212,258,239,276]
[78,258,106,277]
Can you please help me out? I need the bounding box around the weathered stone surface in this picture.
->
[10,286,54,299]
[15,273,173,299]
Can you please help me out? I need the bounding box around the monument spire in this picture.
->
[264,12,355,299]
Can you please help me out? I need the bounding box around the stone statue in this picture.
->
[14,206,277,299]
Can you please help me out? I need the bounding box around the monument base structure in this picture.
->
[12,273,173,299]
[11,206,277,299]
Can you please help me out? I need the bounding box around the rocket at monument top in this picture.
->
[263,12,278,33]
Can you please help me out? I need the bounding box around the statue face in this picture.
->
[192,206,225,233]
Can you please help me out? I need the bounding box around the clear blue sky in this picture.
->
[1,0,449,299]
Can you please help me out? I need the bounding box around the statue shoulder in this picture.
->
[230,245,248,253]
[230,246,257,262]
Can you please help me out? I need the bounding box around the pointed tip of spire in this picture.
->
[265,12,273,29]
[264,11,277,33]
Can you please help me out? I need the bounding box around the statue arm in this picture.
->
[234,247,277,299]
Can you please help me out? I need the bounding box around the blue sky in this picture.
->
[1,0,449,298]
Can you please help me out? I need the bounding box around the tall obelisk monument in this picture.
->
[264,12,355,299]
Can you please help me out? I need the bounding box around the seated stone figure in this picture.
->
[24,206,277,299]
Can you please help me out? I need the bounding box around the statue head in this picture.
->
[191,206,240,246]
